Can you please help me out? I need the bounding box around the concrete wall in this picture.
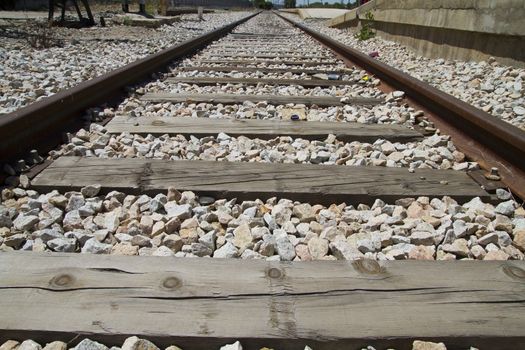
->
[279,8,349,20]
[328,0,525,67]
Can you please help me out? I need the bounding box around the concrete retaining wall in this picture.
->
[328,0,525,67]
[279,8,349,20]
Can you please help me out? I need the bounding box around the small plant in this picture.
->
[355,11,375,41]
[122,16,132,26]
[145,0,159,16]
[25,21,62,49]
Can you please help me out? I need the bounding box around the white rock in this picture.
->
[219,341,242,350]
[165,203,192,220]
[274,230,296,261]
[18,341,41,350]
[213,241,239,258]
[74,339,108,350]
[81,238,112,254]
[47,237,77,252]
[122,337,158,350]
[81,184,101,198]
[13,215,39,231]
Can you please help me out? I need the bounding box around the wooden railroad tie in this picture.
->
[1,252,523,349]
[206,50,332,56]
[205,54,333,60]
[105,116,423,143]
[30,157,488,204]
[176,66,351,75]
[140,93,382,107]
[196,58,338,66]
[166,77,357,88]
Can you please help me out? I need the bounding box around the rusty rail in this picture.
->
[0,11,259,163]
[276,12,525,200]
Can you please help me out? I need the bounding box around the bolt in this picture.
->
[14,159,29,173]
[26,150,43,165]
[485,167,501,181]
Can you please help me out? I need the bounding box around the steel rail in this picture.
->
[0,11,259,163]
[276,12,525,200]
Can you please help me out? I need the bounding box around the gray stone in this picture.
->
[258,240,275,257]
[198,230,216,250]
[263,213,278,231]
[191,242,213,256]
[104,211,120,232]
[152,246,175,256]
[495,200,515,216]
[329,239,364,260]
[452,220,468,238]
[63,210,83,230]
[13,215,39,231]
[219,341,242,350]
[412,340,446,350]
[163,234,183,252]
[34,228,64,242]
[66,230,93,245]
[131,235,152,248]
[81,184,101,198]
[274,230,295,261]
[18,340,41,350]
[241,249,264,259]
[47,237,77,252]
[293,203,315,222]
[122,337,159,350]
[383,243,415,260]
[496,188,512,201]
[4,233,27,248]
[271,204,292,226]
[410,231,435,246]
[0,214,12,228]
[74,339,108,350]
[0,340,18,350]
[513,106,525,115]
[496,231,512,247]
[307,236,329,259]
[21,239,33,251]
[66,194,85,212]
[357,238,381,253]
[477,232,499,246]
[81,238,112,254]
[442,239,469,257]
[42,342,66,350]
[392,90,405,98]
[165,203,192,220]
[213,241,239,258]
[94,229,109,242]
[233,222,253,252]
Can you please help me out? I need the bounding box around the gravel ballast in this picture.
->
[0,12,251,114]
[282,15,525,130]
[0,337,476,350]
[1,13,523,262]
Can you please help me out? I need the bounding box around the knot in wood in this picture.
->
[503,264,525,280]
[50,274,74,288]
[152,120,166,126]
[352,259,384,275]
[162,276,181,290]
[267,267,283,279]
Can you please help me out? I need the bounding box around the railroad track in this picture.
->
[1,11,524,350]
